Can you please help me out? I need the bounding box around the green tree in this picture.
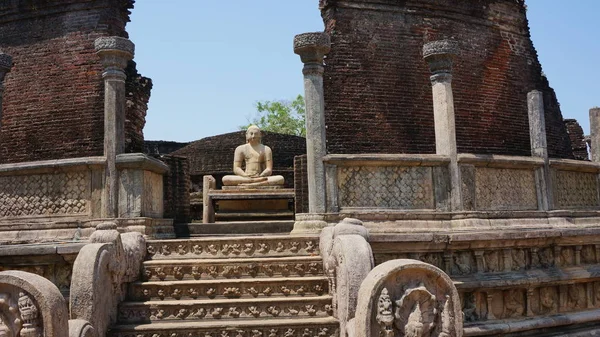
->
[241,94,306,137]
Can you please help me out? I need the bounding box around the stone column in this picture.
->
[95,37,134,218]
[528,90,553,210]
[0,52,13,128]
[294,32,330,213]
[292,32,330,234]
[423,40,462,211]
[590,107,600,162]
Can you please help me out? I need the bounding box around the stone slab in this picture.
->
[174,220,295,236]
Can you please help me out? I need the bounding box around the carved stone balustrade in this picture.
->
[0,154,173,243]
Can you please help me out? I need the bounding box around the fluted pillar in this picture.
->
[423,40,462,211]
[95,36,134,218]
[292,32,330,233]
[0,52,13,128]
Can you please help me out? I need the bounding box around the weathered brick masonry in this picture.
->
[0,0,150,164]
[564,119,589,161]
[320,0,574,158]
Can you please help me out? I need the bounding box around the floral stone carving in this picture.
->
[354,259,462,337]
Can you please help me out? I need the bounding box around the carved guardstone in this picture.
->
[354,259,463,337]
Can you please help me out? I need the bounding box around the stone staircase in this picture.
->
[109,235,339,337]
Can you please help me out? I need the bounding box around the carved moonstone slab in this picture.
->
[354,259,463,337]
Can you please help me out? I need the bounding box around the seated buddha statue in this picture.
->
[222,125,285,187]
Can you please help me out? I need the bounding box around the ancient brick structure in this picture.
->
[294,154,309,214]
[172,131,306,190]
[320,0,574,158]
[143,140,190,156]
[0,0,150,164]
[564,119,589,161]
[159,155,191,224]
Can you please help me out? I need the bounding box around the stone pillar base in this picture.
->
[292,213,328,234]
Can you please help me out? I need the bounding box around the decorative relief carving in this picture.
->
[553,170,599,208]
[17,291,41,337]
[376,288,394,337]
[0,172,89,217]
[355,260,462,337]
[119,299,333,323]
[131,280,327,301]
[537,287,558,315]
[337,166,434,209]
[143,261,322,282]
[474,168,537,211]
[0,292,22,337]
[502,289,524,318]
[146,238,319,260]
[110,326,338,337]
[376,245,600,277]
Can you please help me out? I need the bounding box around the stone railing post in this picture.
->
[528,90,553,210]
[590,107,600,162]
[0,52,13,127]
[95,37,134,218]
[423,40,462,211]
[294,32,330,214]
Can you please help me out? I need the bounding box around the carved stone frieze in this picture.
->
[337,166,435,209]
[0,172,90,218]
[146,237,319,260]
[130,279,328,301]
[143,259,323,281]
[375,244,600,277]
[110,325,339,337]
[118,297,334,323]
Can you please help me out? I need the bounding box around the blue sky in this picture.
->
[128,1,599,143]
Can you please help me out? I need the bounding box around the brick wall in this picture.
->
[0,0,150,164]
[159,155,191,224]
[564,119,589,161]
[294,154,309,214]
[125,60,152,153]
[320,0,574,158]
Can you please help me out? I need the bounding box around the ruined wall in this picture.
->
[294,154,309,214]
[320,0,574,158]
[159,155,191,224]
[125,61,152,153]
[0,0,149,164]
[564,119,589,161]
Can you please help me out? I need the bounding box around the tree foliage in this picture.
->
[241,94,306,137]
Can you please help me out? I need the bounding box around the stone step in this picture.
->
[215,210,295,222]
[117,295,334,324]
[128,276,329,301]
[146,235,320,260]
[143,256,324,281]
[174,220,295,237]
[109,316,339,337]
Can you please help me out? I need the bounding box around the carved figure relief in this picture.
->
[538,248,554,268]
[462,292,478,322]
[560,248,574,267]
[395,285,437,337]
[503,289,524,318]
[567,284,586,310]
[452,252,473,275]
[376,288,394,337]
[511,249,526,271]
[538,287,557,315]
[483,251,500,273]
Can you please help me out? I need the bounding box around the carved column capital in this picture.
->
[423,40,458,84]
[294,32,331,65]
[94,36,134,80]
